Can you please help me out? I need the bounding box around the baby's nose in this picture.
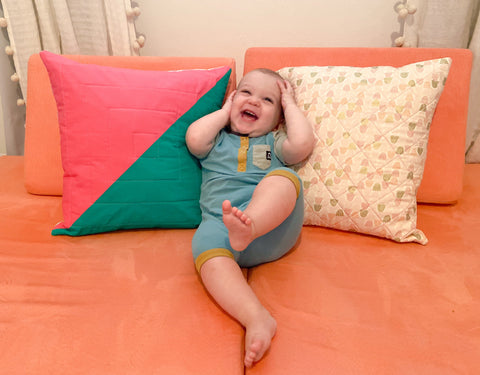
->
[248,96,260,105]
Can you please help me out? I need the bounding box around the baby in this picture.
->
[186,68,314,367]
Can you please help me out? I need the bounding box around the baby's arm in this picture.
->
[277,80,315,164]
[186,91,235,158]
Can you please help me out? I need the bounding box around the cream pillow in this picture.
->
[278,58,452,244]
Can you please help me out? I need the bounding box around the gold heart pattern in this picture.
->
[278,58,451,244]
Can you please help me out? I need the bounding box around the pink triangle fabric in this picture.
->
[40,51,230,230]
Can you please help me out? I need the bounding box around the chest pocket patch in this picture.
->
[252,145,272,170]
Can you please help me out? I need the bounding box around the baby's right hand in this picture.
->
[222,90,236,116]
[278,80,296,109]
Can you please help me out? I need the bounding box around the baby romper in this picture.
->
[192,129,304,272]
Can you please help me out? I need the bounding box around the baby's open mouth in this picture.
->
[242,110,258,120]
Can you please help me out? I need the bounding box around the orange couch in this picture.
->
[1,48,479,374]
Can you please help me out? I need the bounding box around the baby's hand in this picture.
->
[277,80,296,109]
[222,90,236,115]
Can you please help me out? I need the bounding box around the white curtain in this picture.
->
[0,0,143,155]
[400,0,480,162]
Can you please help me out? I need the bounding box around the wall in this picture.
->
[0,1,399,155]
[136,0,400,79]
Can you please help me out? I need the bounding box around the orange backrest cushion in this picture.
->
[25,54,236,196]
[243,47,472,204]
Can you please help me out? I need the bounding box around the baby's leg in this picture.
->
[200,256,276,368]
[223,173,298,251]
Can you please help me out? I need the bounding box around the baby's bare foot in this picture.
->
[244,309,277,368]
[222,200,255,251]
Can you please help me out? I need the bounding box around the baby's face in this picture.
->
[229,71,282,137]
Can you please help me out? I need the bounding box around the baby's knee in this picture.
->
[265,168,302,199]
[194,248,235,273]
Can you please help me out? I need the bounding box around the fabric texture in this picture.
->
[40,51,231,236]
[401,0,480,162]
[278,58,451,244]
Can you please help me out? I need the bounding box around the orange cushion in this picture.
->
[0,155,244,375]
[243,47,473,204]
[24,54,236,196]
[246,166,480,374]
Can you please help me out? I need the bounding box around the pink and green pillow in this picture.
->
[40,51,231,236]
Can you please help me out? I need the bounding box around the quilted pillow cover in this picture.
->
[278,58,451,244]
[40,51,231,236]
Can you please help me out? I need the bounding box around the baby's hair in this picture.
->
[240,68,285,85]
[251,68,284,80]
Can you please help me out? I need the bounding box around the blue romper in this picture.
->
[192,129,304,272]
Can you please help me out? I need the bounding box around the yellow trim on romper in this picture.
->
[266,169,301,198]
[237,137,249,172]
[195,248,235,273]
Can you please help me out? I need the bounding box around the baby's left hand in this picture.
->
[277,79,296,109]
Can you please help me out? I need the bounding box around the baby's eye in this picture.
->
[264,97,274,103]
[240,89,251,95]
